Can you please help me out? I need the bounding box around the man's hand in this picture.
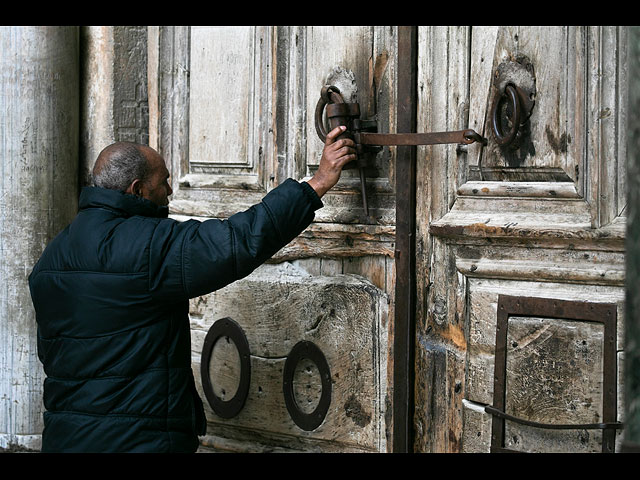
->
[307,126,357,198]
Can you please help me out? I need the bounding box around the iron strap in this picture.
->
[485,405,624,431]
[356,129,487,147]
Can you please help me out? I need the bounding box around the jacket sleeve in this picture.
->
[148,179,323,300]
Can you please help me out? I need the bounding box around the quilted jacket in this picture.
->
[28,179,323,452]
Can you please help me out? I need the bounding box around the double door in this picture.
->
[150,26,626,453]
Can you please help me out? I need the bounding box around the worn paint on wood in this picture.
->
[155,26,398,226]
[416,26,627,453]
[190,263,389,452]
[504,316,605,452]
[151,26,400,452]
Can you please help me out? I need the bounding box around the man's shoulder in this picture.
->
[31,211,187,280]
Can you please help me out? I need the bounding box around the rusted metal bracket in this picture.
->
[315,85,487,217]
[490,295,620,453]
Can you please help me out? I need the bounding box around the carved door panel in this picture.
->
[149,26,396,452]
[417,26,626,452]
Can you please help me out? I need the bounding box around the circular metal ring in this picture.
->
[200,317,251,419]
[314,85,343,143]
[491,84,521,146]
[282,341,332,431]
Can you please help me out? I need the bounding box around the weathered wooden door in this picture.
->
[148,26,397,452]
[416,26,627,452]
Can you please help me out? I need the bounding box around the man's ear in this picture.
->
[125,179,143,197]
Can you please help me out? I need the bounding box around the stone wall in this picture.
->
[0,25,149,452]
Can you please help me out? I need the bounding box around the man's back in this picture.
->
[29,129,352,452]
[30,180,323,452]
[29,187,205,452]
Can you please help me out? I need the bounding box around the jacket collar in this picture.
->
[79,187,169,219]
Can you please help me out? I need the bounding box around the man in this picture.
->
[29,126,355,453]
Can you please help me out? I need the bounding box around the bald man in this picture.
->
[29,126,355,453]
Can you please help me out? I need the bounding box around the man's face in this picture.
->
[140,148,173,207]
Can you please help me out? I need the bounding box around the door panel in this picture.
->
[191,263,388,452]
[417,26,627,452]
[465,26,626,226]
[304,26,373,172]
[150,26,396,452]
[300,26,397,227]
[187,26,268,189]
[158,26,273,217]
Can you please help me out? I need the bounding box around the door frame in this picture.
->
[393,25,418,453]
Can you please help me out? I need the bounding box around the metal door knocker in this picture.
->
[490,56,536,150]
[491,84,521,146]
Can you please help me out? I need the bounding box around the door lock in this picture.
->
[315,85,487,217]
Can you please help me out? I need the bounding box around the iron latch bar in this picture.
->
[315,85,487,217]
[356,129,487,147]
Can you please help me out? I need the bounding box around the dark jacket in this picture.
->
[28,179,323,453]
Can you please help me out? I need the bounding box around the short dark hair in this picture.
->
[92,142,150,192]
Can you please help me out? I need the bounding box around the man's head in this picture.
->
[93,142,173,207]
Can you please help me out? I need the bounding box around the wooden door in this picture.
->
[149,26,397,452]
[416,26,627,453]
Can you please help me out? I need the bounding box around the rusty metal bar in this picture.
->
[393,25,417,453]
[485,405,623,431]
[358,129,486,147]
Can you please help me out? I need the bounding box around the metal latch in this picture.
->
[314,85,487,217]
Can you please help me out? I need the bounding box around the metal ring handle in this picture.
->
[314,85,344,143]
[200,317,251,419]
[491,84,521,146]
[282,340,332,431]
